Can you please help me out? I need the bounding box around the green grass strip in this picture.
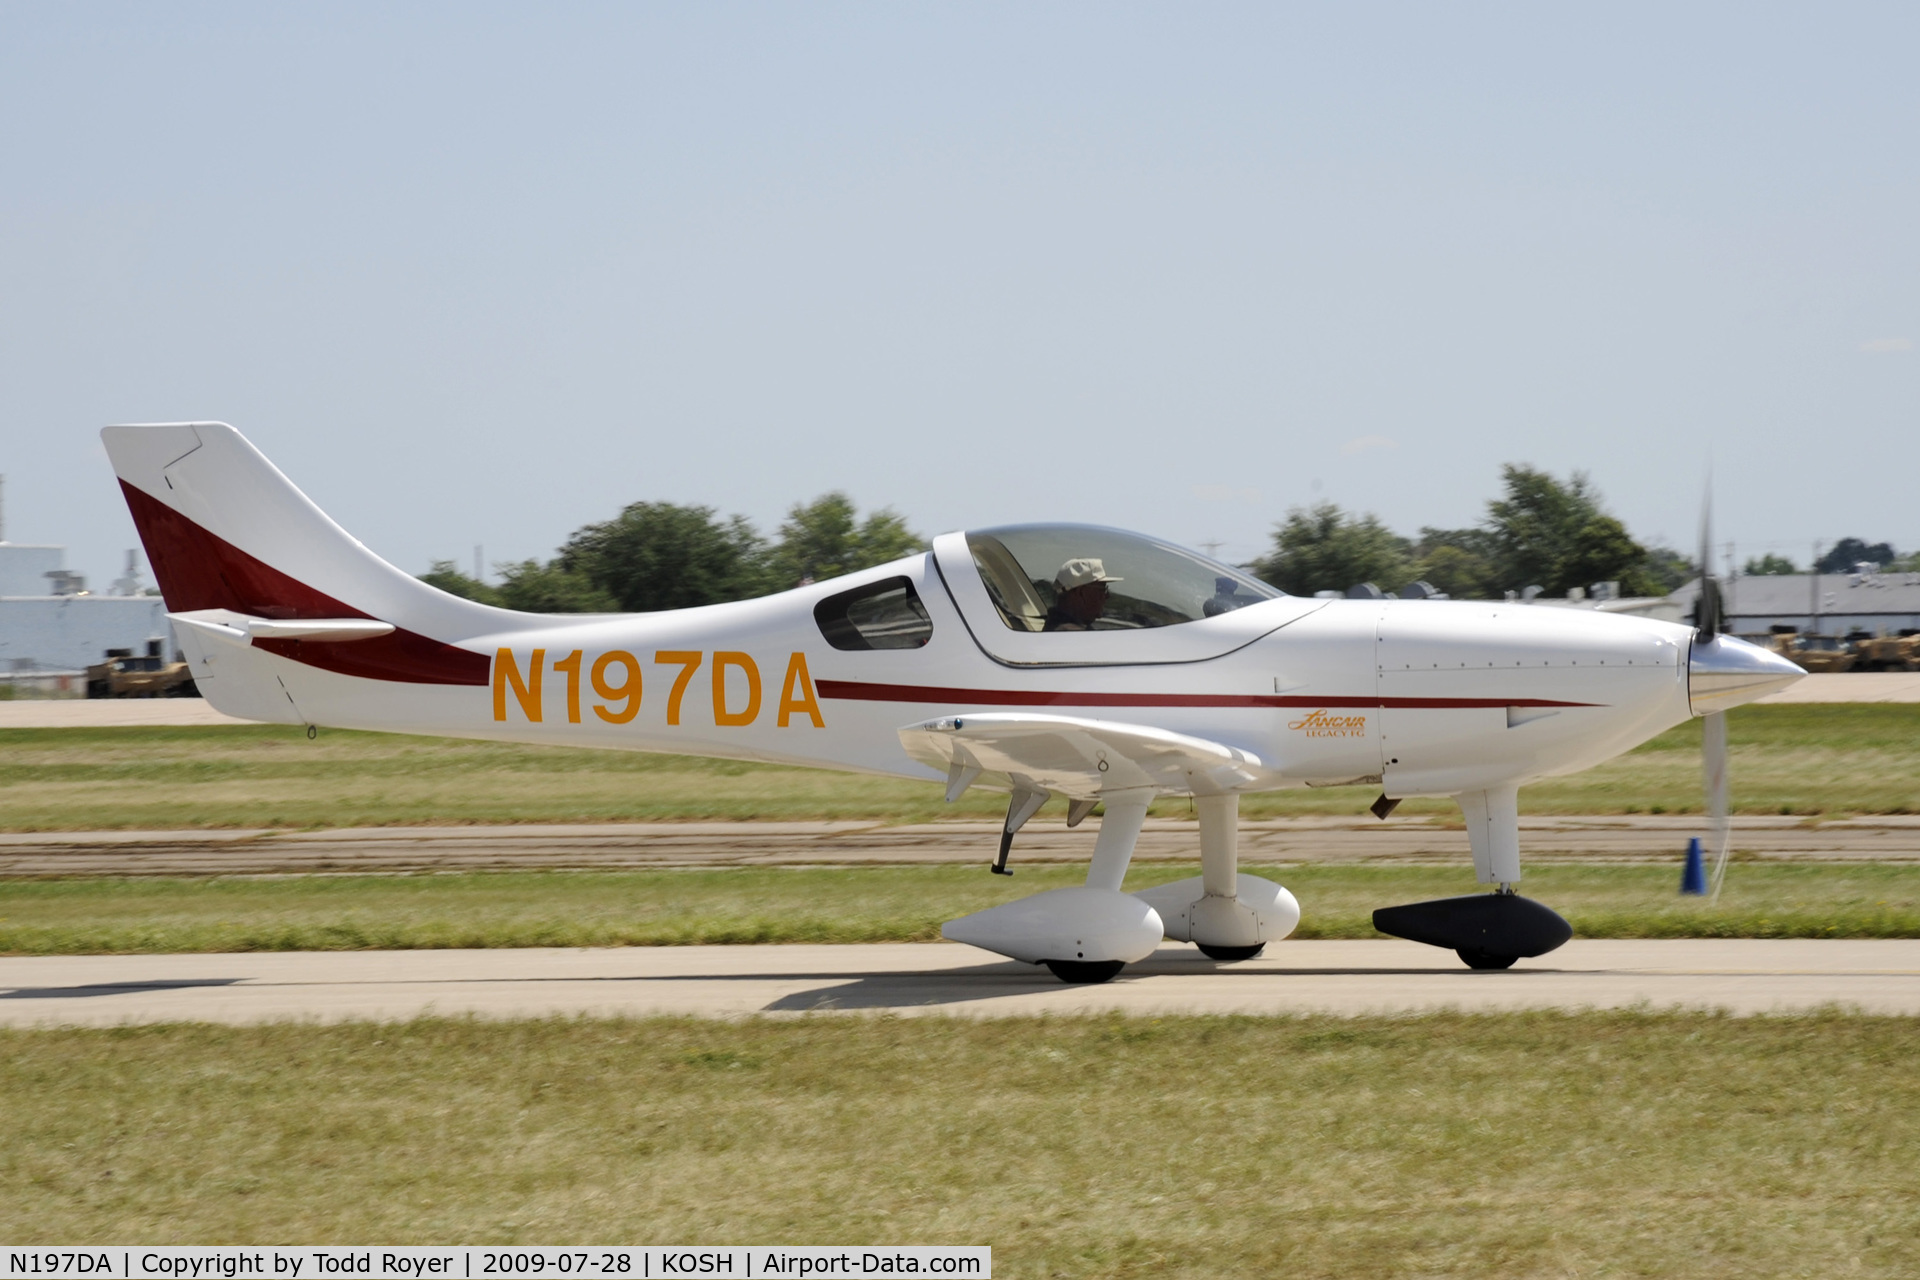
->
[3,863,1918,953]
[2,1012,1916,1277]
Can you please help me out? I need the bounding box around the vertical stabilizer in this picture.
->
[102,422,534,700]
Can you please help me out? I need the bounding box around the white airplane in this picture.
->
[102,422,1804,982]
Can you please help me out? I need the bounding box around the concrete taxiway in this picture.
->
[3,939,1917,1025]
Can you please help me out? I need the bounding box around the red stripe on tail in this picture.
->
[121,480,489,687]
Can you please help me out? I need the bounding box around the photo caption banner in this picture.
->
[1,1248,989,1280]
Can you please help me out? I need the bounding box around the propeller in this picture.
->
[1692,485,1733,899]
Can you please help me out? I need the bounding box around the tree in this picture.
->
[416,489,927,616]
[1410,527,1500,599]
[1743,553,1798,576]
[1255,503,1415,596]
[419,560,502,607]
[557,502,770,612]
[766,492,926,588]
[1483,465,1651,596]
[1816,538,1897,574]
[493,560,619,613]
[1634,545,1695,594]
[1563,514,1657,594]
[1247,467,1678,601]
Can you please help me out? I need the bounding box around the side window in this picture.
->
[814,577,934,651]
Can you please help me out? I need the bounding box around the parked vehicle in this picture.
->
[85,641,198,698]
[1760,628,1857,674]
[1850,629,1920,672]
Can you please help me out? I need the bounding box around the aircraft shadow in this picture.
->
[762,963,1082,1011]
[758,955,1549,1011]
[0,978,245,1000]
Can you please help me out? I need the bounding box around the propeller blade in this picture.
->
[1704,710,1732,899]
[1693,478,1724,637]
[1696,473,1732,898]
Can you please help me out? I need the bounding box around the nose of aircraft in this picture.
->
[1689,633,1806,715]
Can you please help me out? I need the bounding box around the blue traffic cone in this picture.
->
[1680,837,1707,895]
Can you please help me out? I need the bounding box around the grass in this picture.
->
[2,863,1917,954]
[4,703,1920,831]
[2,1013,1916,1276]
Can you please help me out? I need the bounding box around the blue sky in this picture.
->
[3,3,1915,587]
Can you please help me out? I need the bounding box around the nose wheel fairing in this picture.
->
[1370,785,1572,967]
[1371,893,1573,962]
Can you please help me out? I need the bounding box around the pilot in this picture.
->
[1044,558,1122,631]
[1204,576,1249,617]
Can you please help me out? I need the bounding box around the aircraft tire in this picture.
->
[1456,949,1520,970]
[1043,960,1127,984]
[1197,943,1266,961]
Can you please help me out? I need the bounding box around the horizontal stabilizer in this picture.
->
[167,608,466,720]
[899,712,1275,800]
[171,610,396,643]
[245,618,395,641]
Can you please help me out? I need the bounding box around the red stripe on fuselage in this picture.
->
[248,632,490,686]
[120,479,490,687]
[815,679,1598,710]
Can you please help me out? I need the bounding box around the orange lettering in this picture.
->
[777,652,824,728]
[712,651,762,726]
[493,648,545,723]
[553,650,583,724]
[591,651,642,724]
[656,651,703,726]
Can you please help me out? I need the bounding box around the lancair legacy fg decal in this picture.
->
[103,423,1804,982]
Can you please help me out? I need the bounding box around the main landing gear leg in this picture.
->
[1045,787,1155,984]
[1194,793,1264,961]
[1085,788,1153,892]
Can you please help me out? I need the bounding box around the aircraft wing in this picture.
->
[898,712,1275,800]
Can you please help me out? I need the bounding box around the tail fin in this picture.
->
[102,422,516,691]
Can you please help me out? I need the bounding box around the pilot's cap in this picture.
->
[1056,558,1122,591]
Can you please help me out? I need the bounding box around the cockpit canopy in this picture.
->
[966,524,1282,633]
[931,524,1314,667]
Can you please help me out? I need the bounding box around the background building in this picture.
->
[0,540,68,596]
[1671,573,1920,636]
[0,535,175,693]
